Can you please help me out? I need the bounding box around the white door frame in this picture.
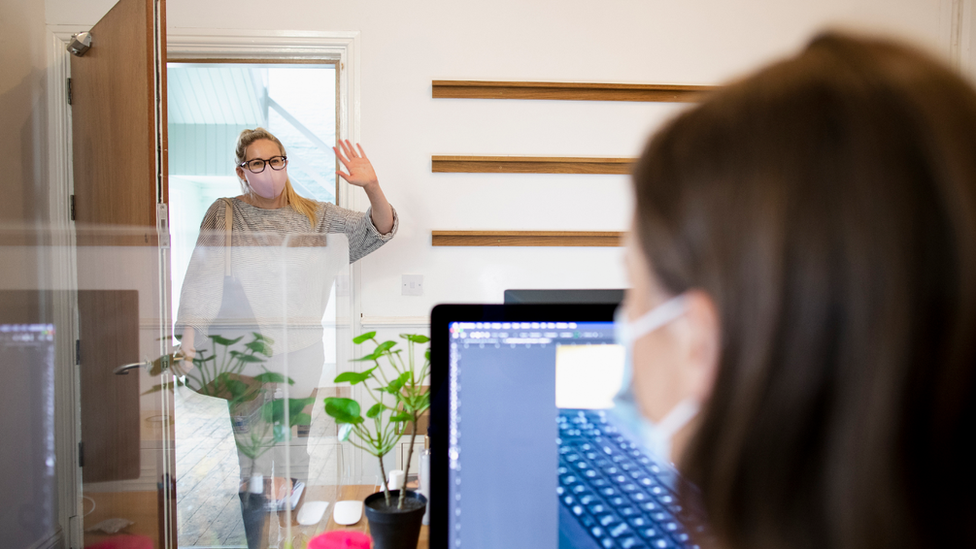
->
[165,27,367,485]
[47,25,85,549]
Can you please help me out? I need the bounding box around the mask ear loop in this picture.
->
[626,295,689,340]
[654,398,701,440]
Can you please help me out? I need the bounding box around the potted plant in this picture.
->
[148,333,314,545]
[324,332,431,549]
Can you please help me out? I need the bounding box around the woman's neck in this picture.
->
[239,191,288,209]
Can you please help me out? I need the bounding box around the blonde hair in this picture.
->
[234,127,318,227]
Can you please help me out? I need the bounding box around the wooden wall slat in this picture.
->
[432,231,624,247]
[432,156,634,175]
[432,80,717,103]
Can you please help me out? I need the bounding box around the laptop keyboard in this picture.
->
[557,409,699,549]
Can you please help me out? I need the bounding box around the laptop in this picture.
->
[429,304,702,549]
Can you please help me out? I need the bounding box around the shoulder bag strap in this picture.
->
[220,198,233,277]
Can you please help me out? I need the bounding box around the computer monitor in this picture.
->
[429,304,698,549]
[0,322,57,548]
[503,289,625,305]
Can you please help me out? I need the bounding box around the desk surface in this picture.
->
[271,484,429,549]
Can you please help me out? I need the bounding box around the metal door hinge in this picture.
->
[156,203,170,248]
[67,78,72,105]
[70,195,76,221]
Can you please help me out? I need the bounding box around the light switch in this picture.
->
[402,274,423,296]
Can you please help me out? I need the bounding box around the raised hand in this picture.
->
[333,139,394,234]
[334,139,378,189]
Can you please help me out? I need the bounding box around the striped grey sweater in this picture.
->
[175,197,397,353]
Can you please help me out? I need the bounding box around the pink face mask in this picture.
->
[245,167,288,199]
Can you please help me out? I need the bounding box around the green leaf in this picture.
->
[334,368,375,385]
[289,397,315,417]
[209,334,244,346]
[375,340,397,354]
[251,332,275,344]
[224,379,250,400]
[245,340,274,357]
[401,334,430,344]
[366,403,384,418]
[385,372,411,395]
[389,412,412,423]
[261,400,284,423]
[253,372,293,385]
[324,397,364,424]
[273,423,290,443]
[425,349,431,361]
[352,331,376,344]
[234,354,266,363]
[337,423,354,441]
[290,412,312,427]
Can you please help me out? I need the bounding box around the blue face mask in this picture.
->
[612,295,700,464]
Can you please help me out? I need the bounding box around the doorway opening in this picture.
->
[166,61,339,547]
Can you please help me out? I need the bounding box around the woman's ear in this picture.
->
[680,289,721,402]
[236,166,246,182]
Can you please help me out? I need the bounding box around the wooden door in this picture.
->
[70,0,172,546]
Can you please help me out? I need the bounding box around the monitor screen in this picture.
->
[0,322,57,549]
[430,304,697,549]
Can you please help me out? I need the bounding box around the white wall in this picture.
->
[43,0,967,324]
[39,0,970,484]
[2,0,50,230]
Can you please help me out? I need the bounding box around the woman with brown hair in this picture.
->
[620,33,976,549]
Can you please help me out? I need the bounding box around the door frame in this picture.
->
[46,25,89,548]
[47,26,366,546]
[166,27,366,485]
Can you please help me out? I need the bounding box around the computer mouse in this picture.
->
[296,500,329,526]
[333,500,363,525]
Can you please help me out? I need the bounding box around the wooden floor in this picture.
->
[174,387,342,548]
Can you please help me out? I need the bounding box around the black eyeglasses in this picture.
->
[239,155,288,174]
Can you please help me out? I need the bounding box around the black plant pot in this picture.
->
[238,490,266,549]
[364,489,428,549]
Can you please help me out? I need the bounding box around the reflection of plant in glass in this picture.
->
[148,333,314,479]
[147,332,273,398]
[233,388,315,479]
[324,332,430,509]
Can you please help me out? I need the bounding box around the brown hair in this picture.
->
[631,33,976,549]
[234,127,319,226]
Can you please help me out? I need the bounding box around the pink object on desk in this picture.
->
[308,530,372,549]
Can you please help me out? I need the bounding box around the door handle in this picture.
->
[114,361,148,375]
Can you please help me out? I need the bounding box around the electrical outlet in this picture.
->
[402,274,423,296]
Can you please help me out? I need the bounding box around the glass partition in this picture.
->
[172,230,349,548]
[0,224,353,549]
